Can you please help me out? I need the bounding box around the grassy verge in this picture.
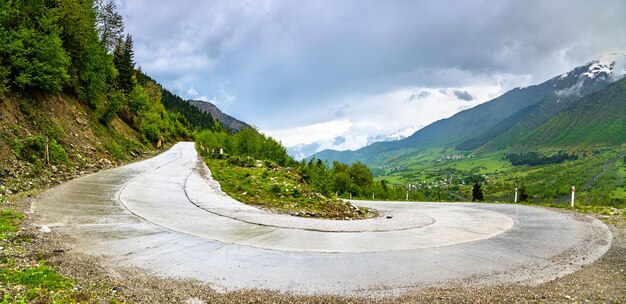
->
[205,157,377,220]
[0,180,144,303]
[0,207,79,303]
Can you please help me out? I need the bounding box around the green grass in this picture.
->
[375,150,511,185]
[0,208,83,302]
[0,210,24,234]
[611,158,626,199]
[0,265,73,290]
[205,158,377,219]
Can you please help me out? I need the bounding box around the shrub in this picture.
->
[13,135,68,165]
[104,139,127,160]
[99,91,123,125]
[269,184,281,194]
[44,118,65,142]
[227,155,255,167]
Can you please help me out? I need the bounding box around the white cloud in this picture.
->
[185,86,209,102]
[264,120,352,147]
[267,83,505,152]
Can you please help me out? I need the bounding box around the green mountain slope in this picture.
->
[312,84,556,166]
[189,100,250,132]
[464,63,620,151]
[314,57,623,165]
[517,77,626,148]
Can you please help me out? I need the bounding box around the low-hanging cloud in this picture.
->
[406,91,431,102]
[453,90,475,101]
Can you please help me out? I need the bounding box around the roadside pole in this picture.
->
[406,190,409,201]
[514,187,518,203]
[571,186,575,208]
[45,136,50,167]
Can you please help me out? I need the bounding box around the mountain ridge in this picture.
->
[189,100,250,132]
[312,54,626,165]
[516,76,626,149]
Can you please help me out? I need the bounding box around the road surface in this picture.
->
[32,142,612,296]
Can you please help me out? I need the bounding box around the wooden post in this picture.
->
[45,136,50,166]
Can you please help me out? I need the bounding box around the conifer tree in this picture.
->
[113,34,135,94]
[472,182,484,201]
[518,184,528,202]
[95,0,124,54]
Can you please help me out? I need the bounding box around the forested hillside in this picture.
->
[0,0,214,196]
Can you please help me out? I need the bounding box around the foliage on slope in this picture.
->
[0,0,222,185]
[137,72,219,131]
[518,77,626,148]
[196,129,380,219]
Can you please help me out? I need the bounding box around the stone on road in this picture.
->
[32,142,612,296]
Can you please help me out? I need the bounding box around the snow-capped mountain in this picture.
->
[552,52,626,97]
[583,53,626,79]
[287,136,346,160]
[366,125,424,145]
[311,52,626,165]
[286,125,424,160]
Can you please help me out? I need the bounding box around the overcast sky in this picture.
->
[117,0,626,149]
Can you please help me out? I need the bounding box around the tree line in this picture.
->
[196,129,398,200]
[506,151,579,166]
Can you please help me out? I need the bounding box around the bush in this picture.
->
[13,135,68,165]
[44,118,65,142]
[142,123,160,143]
[99,91,123,125]
[227,155,255,167]
[0,1,73,93]
[269,184,281,194]
[104,139,127,160]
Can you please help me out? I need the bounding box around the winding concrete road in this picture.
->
[32,142,612,296]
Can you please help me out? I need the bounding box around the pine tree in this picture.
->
[95,0,124,54]
[113,34,135,94]
[472,182,484,201]
[56,0,116,106]
[518,184,528,202]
